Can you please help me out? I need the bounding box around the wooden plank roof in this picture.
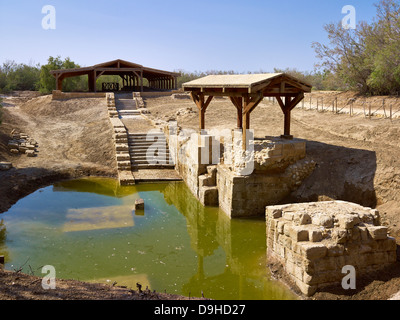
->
[183,73,312,95]
[50,59,180,78]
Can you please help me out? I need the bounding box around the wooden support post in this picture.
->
[277,93,304,139]
[140,70,143,93]
[190,92,213,131]
[241,93,263,149]
[88,71,95,92]
[229,96,243,129]
[56,74,64,91]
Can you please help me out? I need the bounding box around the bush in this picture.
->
[0,60,40,93]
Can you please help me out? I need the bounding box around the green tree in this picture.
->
[39,56,87,94]
[313,0,400,95]
[0,60,40,92]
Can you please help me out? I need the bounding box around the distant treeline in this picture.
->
[0,59,337,94]
[1,1,399,97]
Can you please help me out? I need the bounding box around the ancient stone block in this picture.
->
[290,226,309,242]
[309,229,323,242]
[265,201,397,297]
[199,186,219,207]
[367,226,388,240]
[26,150,36,157]
[134,198,144,210]
[0,162,12,171]
[301,243,327,260]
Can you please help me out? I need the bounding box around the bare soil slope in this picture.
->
[0,93,117,213]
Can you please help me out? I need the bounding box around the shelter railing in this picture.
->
[102,82,120,92]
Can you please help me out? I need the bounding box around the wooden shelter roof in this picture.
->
[50,59,180,92]
[50,59,180,79]
[182,73,313,144]
[183,73,312,95]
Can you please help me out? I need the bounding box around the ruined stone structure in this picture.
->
[7,130,38,157]
[265,201,397,296]
[164,122,315,218]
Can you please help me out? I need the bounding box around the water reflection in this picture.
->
[0,178,295,300]
[0,219,9,263]
[161,182,292,300]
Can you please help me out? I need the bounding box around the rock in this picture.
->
[367,226,388,240]
[309,229,323,242]
[299,213,312,225]
[312,213,334,228]
[26,150,36,157]
[134,198,145,211]
[0,162,12,171]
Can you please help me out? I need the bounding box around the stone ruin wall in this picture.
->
[266,201,397,296]
[163,122,316,218]
[216,137,316,217]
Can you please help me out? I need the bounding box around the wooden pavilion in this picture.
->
[182,73,312,144]
[50,59,180,93]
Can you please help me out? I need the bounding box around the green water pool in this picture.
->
[0,177,296,300]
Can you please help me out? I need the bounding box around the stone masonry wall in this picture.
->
[266,201,397,296]
[164,121,316,218]
[217,137,316,218]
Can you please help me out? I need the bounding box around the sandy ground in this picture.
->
[0,91,400,300]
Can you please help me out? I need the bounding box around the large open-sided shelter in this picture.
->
[50,59,180,93]
[182,73,312,144]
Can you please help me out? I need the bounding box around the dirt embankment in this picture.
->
[0,93,117,213]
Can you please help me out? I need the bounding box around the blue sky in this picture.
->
[0,0,378,73]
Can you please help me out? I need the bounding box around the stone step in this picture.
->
[129,142,167,147]
[131,159,174,165]
[128,135,166,139]
[128,132,163,137]
[130,151,170,157]
[132,163,175,169]
[118,110,140,114]
[118,170,135,186]
[116,153,131,161]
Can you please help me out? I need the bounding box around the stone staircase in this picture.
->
[115,93,141,118]
[128,132,175,170]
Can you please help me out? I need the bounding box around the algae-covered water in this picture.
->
[0,178,296,300]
